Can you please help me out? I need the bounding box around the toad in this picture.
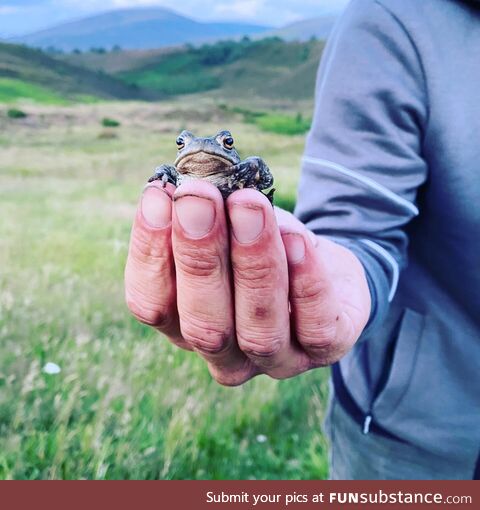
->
[148,130,275,203]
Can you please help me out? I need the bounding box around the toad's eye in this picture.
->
[223,137,234,149]
[176,137,185,150]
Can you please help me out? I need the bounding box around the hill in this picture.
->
[0,37,325,105]
[64,38,325,101]
[0,42,156,103]
[266,14,338,41]
[12,8,270,52]
[58,47,175,75]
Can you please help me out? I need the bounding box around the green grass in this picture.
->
[0,78,67,104]
[255,113,311,135]
[121,52,220,95]
[0,100,329,480]
[221,106,311,136]
[127,70,219,96]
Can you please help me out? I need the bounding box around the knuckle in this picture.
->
[309,352,342,368]
[175,244,222,278]
[291,278,330,303]
[233,256,272,289]
[299,329,341,364]
[298,322,338,351]
[181,319,231,354]
[301,335,337,352]
[126,297,170,329]
[237,332,282,358]
[189,339,226,355]
[210,369,253,387]
[130,229,169,263]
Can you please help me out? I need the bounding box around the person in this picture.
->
[125,0,480,480]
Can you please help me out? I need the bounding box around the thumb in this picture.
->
[275,207,363,365]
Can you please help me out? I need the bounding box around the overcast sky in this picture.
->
[0,0,350,37]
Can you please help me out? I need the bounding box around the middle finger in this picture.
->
[173,180,254,385]
[227,190,310,378]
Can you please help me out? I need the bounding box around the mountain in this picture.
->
[0,42,156,102]
[265,14,338,41]
[12,8,270,52]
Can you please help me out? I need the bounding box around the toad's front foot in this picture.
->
[230,157,274,190]
[231,157,275,204]
[227,157,275,204]
[148,164,179,187]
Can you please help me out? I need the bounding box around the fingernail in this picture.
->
[283,233,306,264]
[141,186,172,228]
[229,205,264,244]
[307,230,318,247]
[175,194,215,238]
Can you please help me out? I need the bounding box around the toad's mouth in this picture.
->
[176,151,235,177]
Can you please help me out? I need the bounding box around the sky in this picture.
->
[0,0,350,37]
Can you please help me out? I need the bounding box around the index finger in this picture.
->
[124,182,187,348]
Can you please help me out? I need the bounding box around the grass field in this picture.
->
[0,78,68,105]
[0,99,330,480]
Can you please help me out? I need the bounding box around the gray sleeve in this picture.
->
[294,0,428,334]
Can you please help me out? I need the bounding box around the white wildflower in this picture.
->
[43,362,61,375]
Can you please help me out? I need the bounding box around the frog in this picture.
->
[148,130,275,203]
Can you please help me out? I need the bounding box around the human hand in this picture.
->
[125,180,371,385]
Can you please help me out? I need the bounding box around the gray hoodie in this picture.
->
[295,0,480,477]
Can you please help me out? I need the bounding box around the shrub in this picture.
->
[101,117,120,128]
[7,108,27,119]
